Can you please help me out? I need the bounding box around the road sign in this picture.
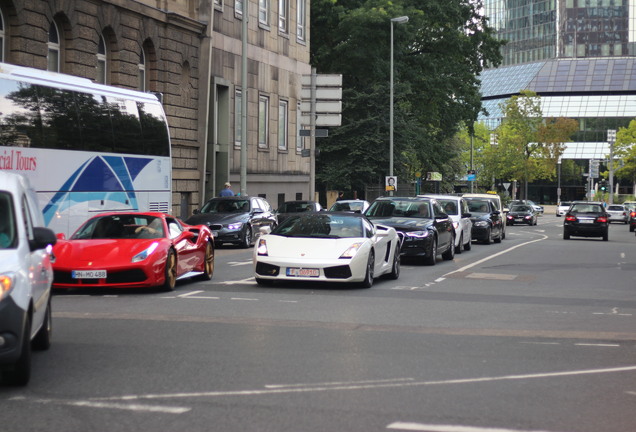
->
[301,73,342,127]
[385,176,397,192]
[299,129,329,137]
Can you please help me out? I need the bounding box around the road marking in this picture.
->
[228,260,253,267]
[465,273,517,281]
[265,377,414,389]
[386,422,560,432]
[93,365,636,402]
[230,297,258,301]
[519,342,561,345]
[621,252,625,259]
[218,277,256,285]
[9,396,190,414]
[574,343,620,347]
[434,277,446,283]
[444,235,548,278]
[593,307,632,317]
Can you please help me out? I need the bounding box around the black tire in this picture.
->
[32,298,52,351]
[195,241,214,281]
[255,277,274,286]
[423,238,437,266]
[387,246,401,280]
[162,249,177,291]
[455,233,463,254]
[240,225,253,248]
[482,228,491,245]
[501,225,506,240]
[3,316,32,386]
[360,251,375,288]
[442,233,455,260]
[563,230,570,240]
[603,230,608,241]
[631,225,635,232]
[494,230,502,243]
[463,236,472,251]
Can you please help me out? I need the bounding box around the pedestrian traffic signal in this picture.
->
[600,181,608,192]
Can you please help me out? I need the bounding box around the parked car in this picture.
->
[328,199,370,214]
[0,171,57,386]
[275,200,323,225]
[186,196,277,248]
[253,212,401,288]
[563,201,609,241]
[463,193,506,239]
[506,204,538,226]
[365,197,455,265]
[605,204,628,224]
[464,198,504,244]
[419,194,472,253]
[52,212,214,291]
[556,201,573,216]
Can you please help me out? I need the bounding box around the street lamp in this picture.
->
[607,129,616,204]
[390,15,408,196]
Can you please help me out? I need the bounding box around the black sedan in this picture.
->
[365,197,454,265]
[185,196,277,248]
[506,204,538,226]
[275,200,323,225]
[465,198,504,244]
[563,201,609,241]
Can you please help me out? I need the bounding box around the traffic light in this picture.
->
[600,181,608,192]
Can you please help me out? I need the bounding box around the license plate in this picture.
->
[579,219,594,224]
[213,231,219,237]
[286,267,320,277]
[72,270,107,279]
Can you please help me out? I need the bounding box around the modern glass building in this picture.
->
[479,0,636,201]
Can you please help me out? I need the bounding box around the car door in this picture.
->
[488,202,502,237]
[432,201,453,250]
[167,217,199,274]
[365,217,389,272]
[460,199,472,240]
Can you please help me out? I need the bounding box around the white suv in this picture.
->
[419,194,472,253]
[0,171,56,386]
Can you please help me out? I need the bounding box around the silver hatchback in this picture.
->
[606,204,628,224]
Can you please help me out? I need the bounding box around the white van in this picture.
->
[0,171,56,386]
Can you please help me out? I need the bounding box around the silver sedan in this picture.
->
[606,204,628,224]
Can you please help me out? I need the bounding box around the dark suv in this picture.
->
[563,201,609,241]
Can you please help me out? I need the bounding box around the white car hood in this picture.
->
[261,235,365,260]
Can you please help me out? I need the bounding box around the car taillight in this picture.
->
[631,211,636,218]
[565,215,577,222]
[597,216,608,223]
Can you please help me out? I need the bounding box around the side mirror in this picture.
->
[253,208,264,214]
[30,227,57,252]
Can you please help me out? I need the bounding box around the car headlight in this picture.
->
[257,238,268,256]
[227,222,243,230]
[132,242,159,263]
[340,242,363,259]
[405,231,429,238]
[0,272,15,302]
[473,221,489,227]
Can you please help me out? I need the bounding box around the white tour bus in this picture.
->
[0,64,171,236]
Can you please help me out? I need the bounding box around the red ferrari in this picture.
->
[52,212,214,291]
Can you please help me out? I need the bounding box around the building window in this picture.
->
[278,0,288,33]
[259,95,269,148]
[48,21,60,72]
[138,48,146,91]
[97,34,107,84]
[296,102,304,152]
[214,0,223,7]
[235,89,242,147]
[259,0,269,25]
[235,0,243,15]
[278,100,288,150]
[296,0,306,41]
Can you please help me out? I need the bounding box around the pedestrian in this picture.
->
[337,191,345,201]
[219,182,234,197]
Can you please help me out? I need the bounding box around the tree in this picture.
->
[310,0,504,195]
[492,91,577,200]
[614,119,636,192]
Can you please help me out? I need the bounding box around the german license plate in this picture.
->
[579,219,594,224]
[286,267,320,277]
[72,270,107,279]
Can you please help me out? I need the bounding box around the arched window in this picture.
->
[138,47,146,91]
[48,21,60,72]
[96,34,107,84]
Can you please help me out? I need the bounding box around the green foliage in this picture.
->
[311,0,504,192]
[614,119,636,184]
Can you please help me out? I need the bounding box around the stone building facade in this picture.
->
[0,0,311,217]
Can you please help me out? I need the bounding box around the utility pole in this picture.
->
[608,129,616,204]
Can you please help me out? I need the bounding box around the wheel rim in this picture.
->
[204,242,214,275]
[244,227,252,246]
[368,254,374,281]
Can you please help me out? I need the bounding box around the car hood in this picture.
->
[53,239,165,266]
[185,212,249,226]
[260,235,367,259]
[508,211,532,216]
[470,214,491,222]
[366,217,432,232]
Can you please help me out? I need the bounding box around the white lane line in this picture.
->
[279,300,298,303]
[434,278,446,283]
[387,422,560,432]
[228,260,253,267]
[621,252,626,259]
[218,277,256,285]
[519,342,561,345]
[9,396,190,414]
[265,378,414,389]
[230,297,258,301]
[574,343,620,347]
[178,291,204,298]
[444,235,548,278]
[94,365,636,402]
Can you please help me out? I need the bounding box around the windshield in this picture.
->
[278,202,313,213]
[72,214,165,240]
[467,200,490,213]
[330,201,366,212]
[569,203,604,213]
[366,200,431,218]
[607,206,624,211]
[201,199,250,213]
[437,199,459,216]
[0,193,16,249]
[272,214,363,238]
[510,205,532,212]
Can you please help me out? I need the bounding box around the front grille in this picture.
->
[255,262,280,276]
[324,265,351,279]
[209,224,223,230]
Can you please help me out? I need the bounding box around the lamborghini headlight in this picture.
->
[340,242,363,259]
[132,242,159,262]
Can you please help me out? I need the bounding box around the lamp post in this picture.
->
[607,129,616,204]
[390,15,408,196]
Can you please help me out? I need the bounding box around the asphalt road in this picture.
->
[2,212,636,432]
